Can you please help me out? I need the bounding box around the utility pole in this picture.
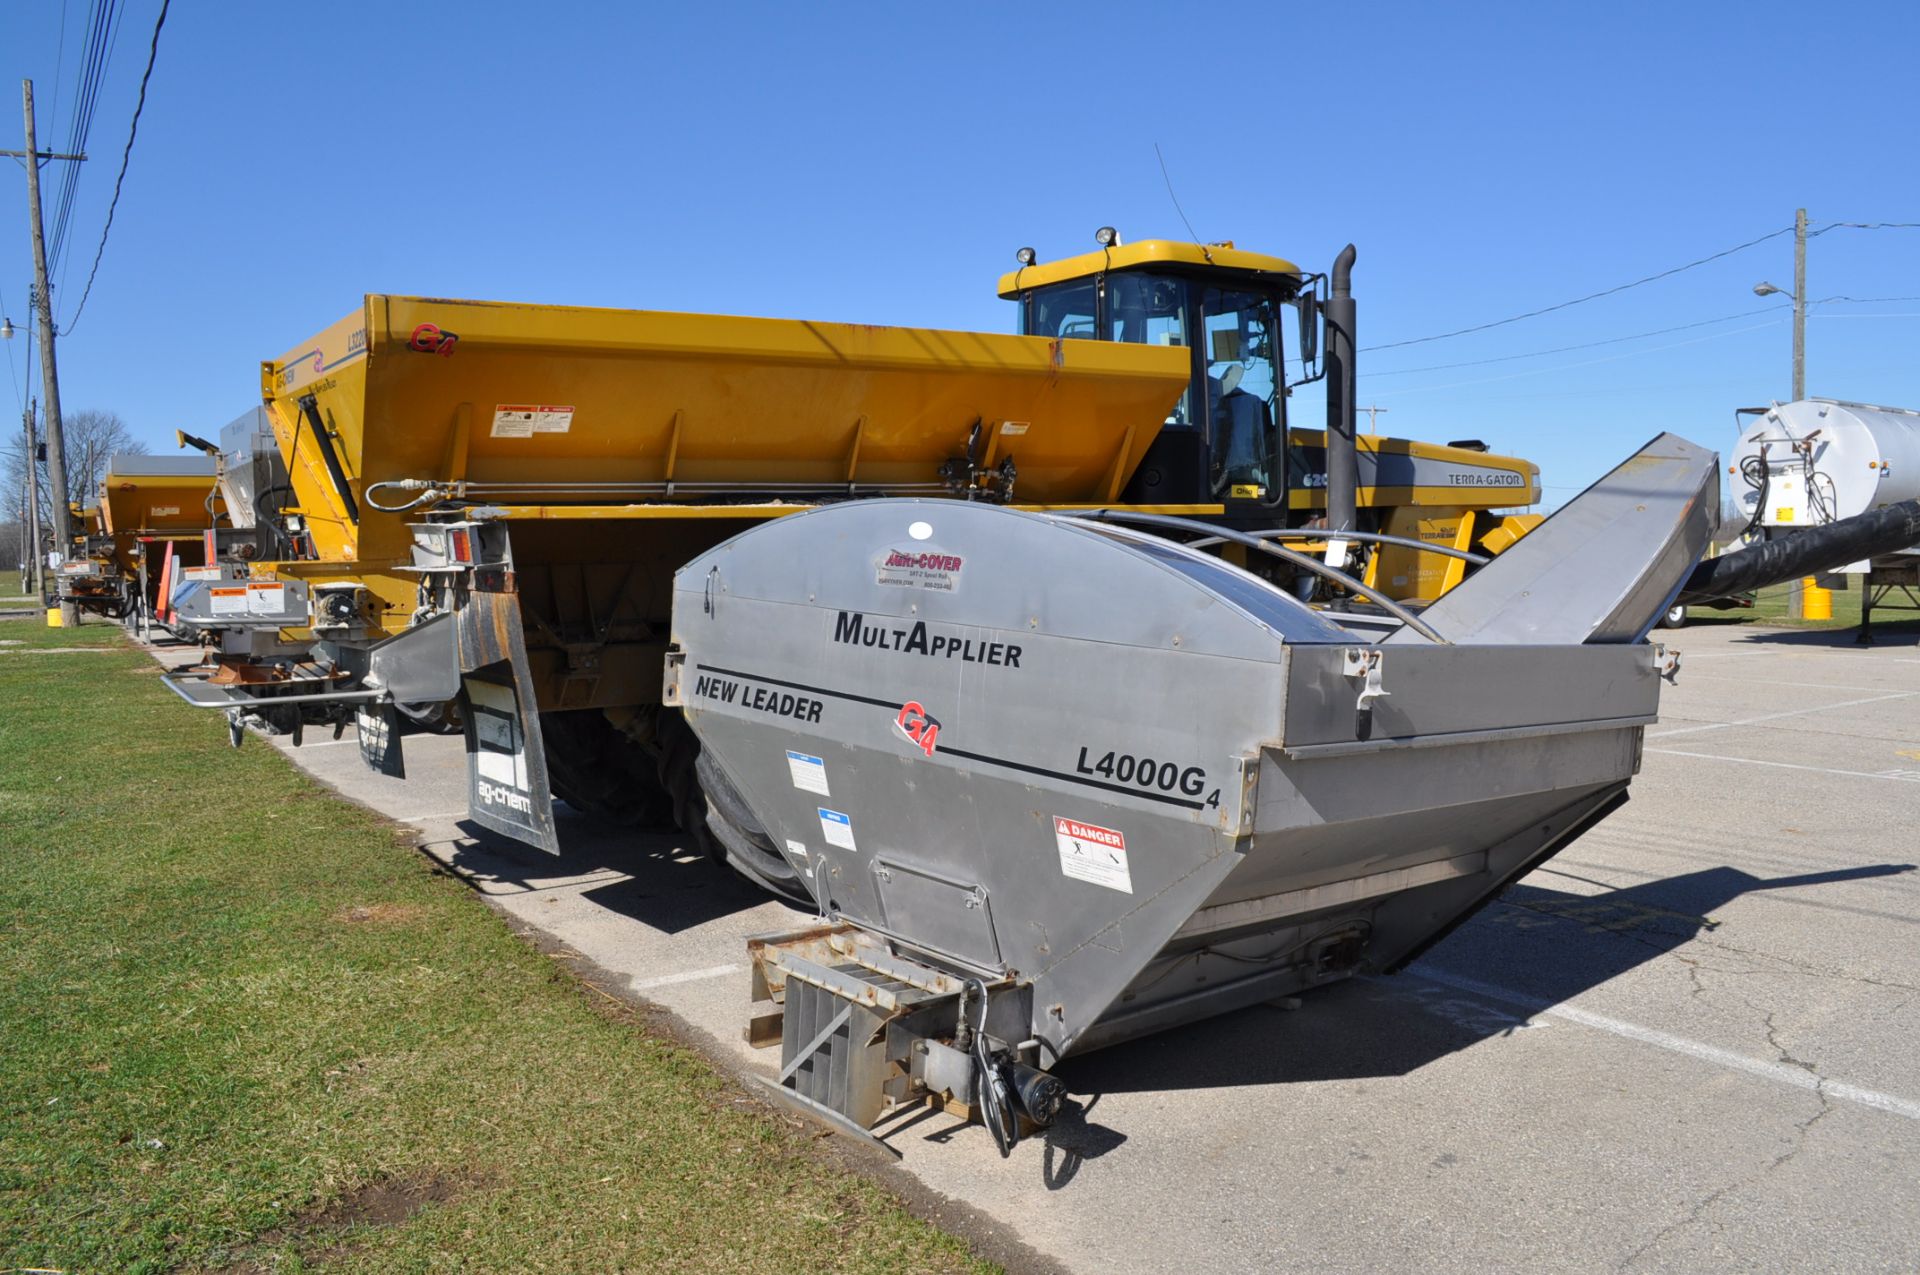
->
[1792,207,1807,402]
[11,80,86,622]
[23,399,43,599]
[1754,208,1811,403]
[1361,404,1389,434]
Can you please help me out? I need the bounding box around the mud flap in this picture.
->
[455,587,559,854]
[356,701,406,778]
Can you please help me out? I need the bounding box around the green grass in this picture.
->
[0,617,991,1274]
[1739,579,1867,628]
[0,613,127,649]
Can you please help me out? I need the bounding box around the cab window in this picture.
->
[1025,282,1098,342]
[1201,287,1280,495]
[1106,274,1195,427]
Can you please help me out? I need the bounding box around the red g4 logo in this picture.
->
[895,701,941,758]
[408,323,459,357]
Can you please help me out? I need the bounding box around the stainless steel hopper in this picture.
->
[666,433,1717,1152]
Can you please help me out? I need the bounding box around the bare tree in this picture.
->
[4,408,147,531]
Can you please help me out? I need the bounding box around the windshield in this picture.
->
[1019,271,1294,496]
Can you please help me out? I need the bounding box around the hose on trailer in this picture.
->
[965,979,1019,1158]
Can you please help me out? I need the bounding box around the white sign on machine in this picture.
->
[1053,815,1133,894]
[786,749,831,796]
[490,404,576,438]
[208,586,249,616]
[246,582,287,613]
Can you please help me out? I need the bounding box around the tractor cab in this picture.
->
[998,234,1317,510]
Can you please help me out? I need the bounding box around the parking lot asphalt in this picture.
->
[157,619,1920,1273]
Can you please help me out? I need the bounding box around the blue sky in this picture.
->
[3,1,1917,506]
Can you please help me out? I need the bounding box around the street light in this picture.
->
[1752,281,1788,299]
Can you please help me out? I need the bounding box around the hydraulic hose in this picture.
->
[965,979,1018,1158]
[1677,499,1920,605]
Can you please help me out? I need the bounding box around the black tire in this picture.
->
[541,710,675,826]
[1657,604,1688,629]
[397,698,464,735]
[694,749,811,905]
[655,709,723,862]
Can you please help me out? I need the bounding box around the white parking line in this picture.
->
[631,963,743,992]
[1645,748,1920,783]
[1647,690,1916,738]
[391,811,470,824]
[1680,674,1903,693]
[1411,966,1920,1122]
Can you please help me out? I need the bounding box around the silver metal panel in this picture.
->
[365,613,460,703]
[1402,432,1718,645]
[1279,643,1660,748]
[104,452,216,478]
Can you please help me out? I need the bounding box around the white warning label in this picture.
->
[182,566,222,581]
[818,808,857,851]
[208,586,248,616]
[786,750,831,797]
[1053,816,1132,894]
[491,404,575,438]
[150,505,180,517]
[246,582,287,614]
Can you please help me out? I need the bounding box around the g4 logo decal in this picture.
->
[895,700,941,758]
[408,323,459,357]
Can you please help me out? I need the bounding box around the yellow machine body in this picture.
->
[99,460,222,538]
[241,251,1543,659]
[253,296,1195,641]
[96,457,224,587]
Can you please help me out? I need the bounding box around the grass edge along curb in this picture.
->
[0,616,995,1274]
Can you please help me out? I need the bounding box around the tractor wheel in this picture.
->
[541,710,675,826]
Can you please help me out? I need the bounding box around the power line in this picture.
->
[1364,315,1786,400]
[1810,221,1920,236]
[1367,294,1920,378]
[46,0,124,277]
[63,0,167,335]
[47,0,71,153]
[1361,226,1794,352]
[1368,304,1791,377]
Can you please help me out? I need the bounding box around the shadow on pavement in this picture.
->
[1728,621,1920,648]
[1058,860,1915,1105]
[435,806,801,934]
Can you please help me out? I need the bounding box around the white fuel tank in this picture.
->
[1732,399,1920,529]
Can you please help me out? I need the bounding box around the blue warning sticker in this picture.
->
[817,807,857,851]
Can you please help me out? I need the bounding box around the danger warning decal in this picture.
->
[1053,816,1133,894]
[876,546,964,592]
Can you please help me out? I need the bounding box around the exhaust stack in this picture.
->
[1324,245,1359,552]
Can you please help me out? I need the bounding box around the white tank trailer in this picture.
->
[1731,398,1920,637]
